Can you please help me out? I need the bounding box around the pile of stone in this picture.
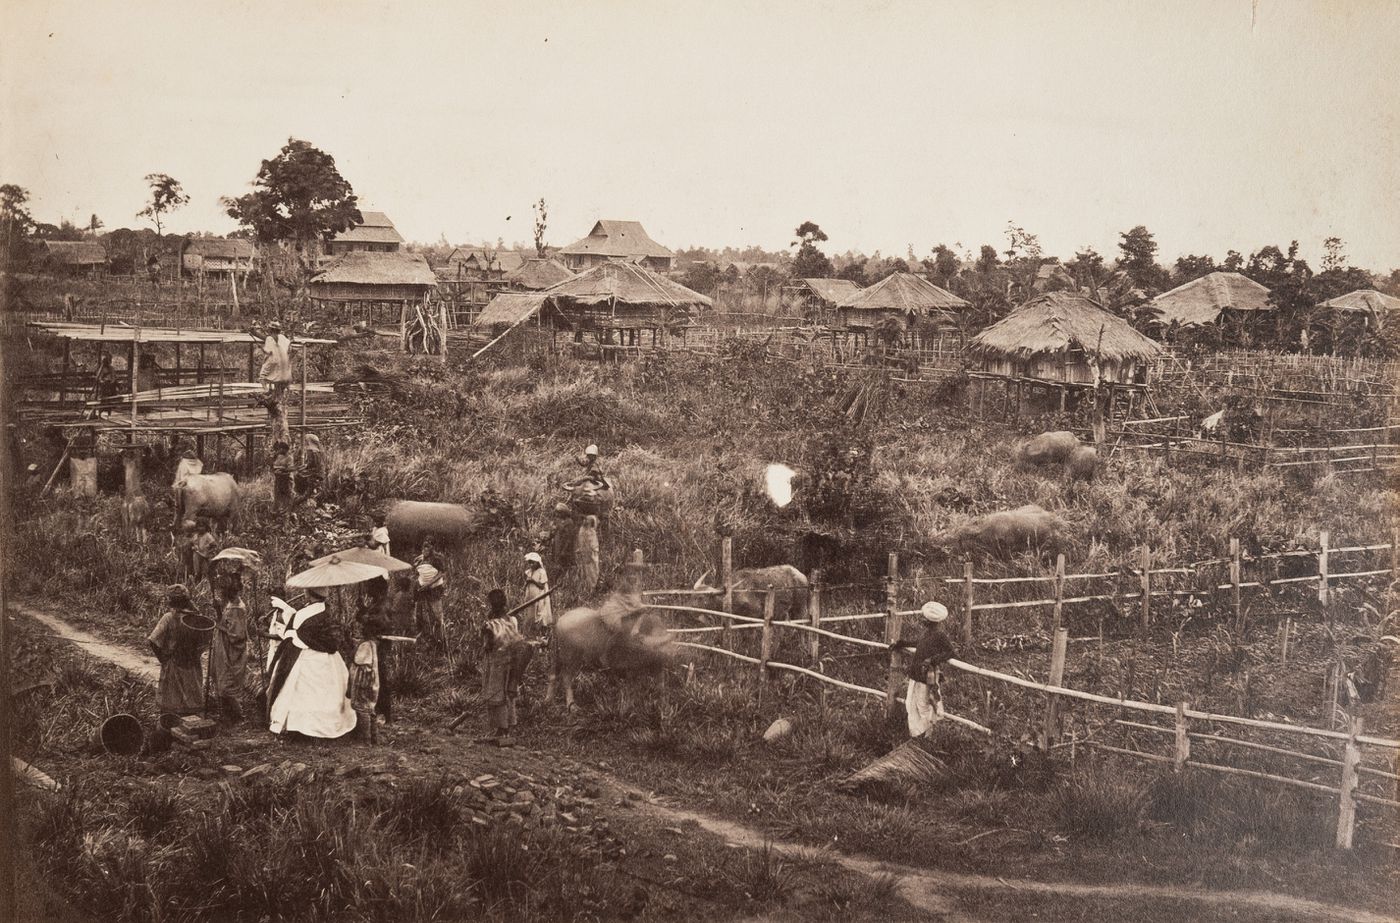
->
[452,768,625,858]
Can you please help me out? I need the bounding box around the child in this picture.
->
[351,614,388,744]
[480,618,532,745]
[147,585,207,716]
[270,441,293,510]
[175,520,198,584]
[192,520,219,589]
[522,553,552,635]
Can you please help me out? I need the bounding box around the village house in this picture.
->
[39,240,107,276]
[179,238,257,280]
[835,271,969,334]
[558,220,674,273]
[324,211,404,257]
[1149,271,1272,328]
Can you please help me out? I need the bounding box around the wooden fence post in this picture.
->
[1173,701,1191,772]
[1279,618,1291,666]
[719,535,733,651]
[1230,538,1244,635]
[1042,626,1068,746]
[1051,553,1066,636]
[807,568,823,666]
[962,560,975,645]
[1391,524,1399,578]
[759,589,775,690]
[1318,530,1331,627]
[1335,717,1362,849]
[1138,545,1152,634]
[883,553,903,717]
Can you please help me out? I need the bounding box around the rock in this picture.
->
[663,854,678,863]
[221,765,244,774]
[763,717,795,742]
[240,764,272,780]
[512,790,535,804]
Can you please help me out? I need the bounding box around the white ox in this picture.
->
[693,565,809,622]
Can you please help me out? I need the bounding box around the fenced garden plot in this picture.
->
[640,535,1400,848]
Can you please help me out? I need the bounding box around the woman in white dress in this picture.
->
[266,588,357,739]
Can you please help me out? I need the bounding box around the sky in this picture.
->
[2,0,1397,270]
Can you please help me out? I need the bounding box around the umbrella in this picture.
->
[286,555,388,589]
[212,547,263,568]
[310,546,412,573]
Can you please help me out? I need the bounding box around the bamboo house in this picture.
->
[967,291,1162,414]
[308,251,437,326]
[835,271,968,333]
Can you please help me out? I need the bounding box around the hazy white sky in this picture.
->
[2,1,1397,269]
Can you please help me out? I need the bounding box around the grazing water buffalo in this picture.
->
[693,564,809,621]
[936,504,1067,559]
[1013,431,1082,468]
[178,473,241,531]
[546,595,677,709]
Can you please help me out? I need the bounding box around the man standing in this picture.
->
[252,320,293,441]
[904,601,957,738]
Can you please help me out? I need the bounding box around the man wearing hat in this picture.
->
[147,585,208,716]
[904,601,958,738]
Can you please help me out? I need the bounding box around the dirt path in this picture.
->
[14,601,1394,923]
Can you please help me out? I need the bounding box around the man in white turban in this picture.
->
[904,601,957,738]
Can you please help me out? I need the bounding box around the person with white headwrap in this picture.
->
[522,552,553,633]
[904,601,958,738]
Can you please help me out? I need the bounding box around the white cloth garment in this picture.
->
[905,677,945,738]
[260,334,293,385]
[268,603,357,739]
[524,566,552,629]
[265,596,297,672]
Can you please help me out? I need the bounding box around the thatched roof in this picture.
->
[1149,272,1271,327]
[309,251,436,287]
[542,261,711,308]
[506,257,574,290]
[329,210,404,246]
[41,240,106,265]
[445,248,528,274]
[474,292,548,327]
[559,220,673,261]
[836,272,967,312]
[182,238,256,259]
[1318,289,1400,315]
[969,291,1162,364]
[797,278,862,304]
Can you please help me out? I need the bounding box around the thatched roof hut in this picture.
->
[559,220,674,272]
[1318,289,1399,316]
[41,240,107,273]
[969,291,1161,386]
[326,211,404,254]
[506,257,574,291]
[1149,272,1271,327]
[835,271,968,329]
[542,261,710,330]
[180,238,256,276]
[473,292,549,329]
[309,251,436,304]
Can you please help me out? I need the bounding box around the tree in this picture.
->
[929,244,959,285]
[790,220,833,278]
[1321,236,1347,273]
[835,260,867,286]
[87,214,104,236]
[1117,225,1161,290]
[1003,221,1043,299]
[222,138,360,257]
[1,184,34,263]
[975,244,1000,274]
[532,198,548,257]
[1173,253,1217,284]
[680,262,721,296]
[137,173,189,237]
[1222,250,1244,272]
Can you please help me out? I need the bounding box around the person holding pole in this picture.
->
[903,601,957,738]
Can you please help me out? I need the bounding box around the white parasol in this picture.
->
[211,547,263,568]
[310,546,412,573]
[285,554,388,589]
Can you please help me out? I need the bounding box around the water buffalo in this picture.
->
[546,596,677,708]
[121,494,152,543]
[1014,431,1082,468]
[693,564,809,621]
[936,504,1067,560]
[384,500,473,554]
[179,473,241,531]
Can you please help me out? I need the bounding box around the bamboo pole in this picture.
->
[808,568,822,665]
[1139,545,1152,632]
[1230,538,1244,635]
[1051,553,1065,636]
[1319,530,1331,628]
[1042,627,1067,746]
[1172,702,1190,772]
[759,590,775,695]
[961,560,974,645]
[883,553,902,716]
